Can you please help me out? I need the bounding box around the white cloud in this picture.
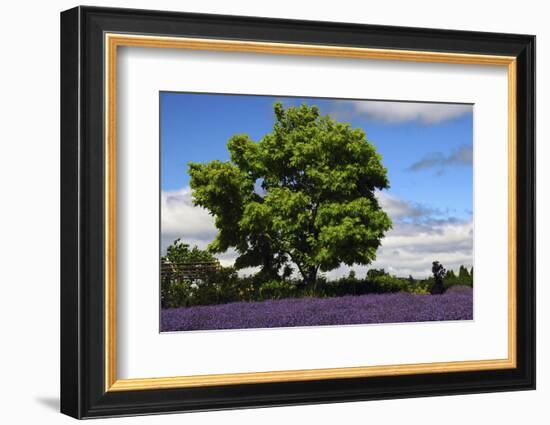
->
[161,188,249,269]
[325,217,473,280]
[376,191,438,220]
[339,100,471,124]
[408,145,473,172]
[373,218,472,275]
[161,187,472,279]
[160,187,216,251]
[377,191,472,277]
[325,192,472,279]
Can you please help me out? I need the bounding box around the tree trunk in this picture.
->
[430,278,445,295]
[301,267,318,290]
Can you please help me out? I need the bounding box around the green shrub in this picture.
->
[161,278,194,308]
[161,262,473,308]
[370,274,403,293]
[259,280,298,300]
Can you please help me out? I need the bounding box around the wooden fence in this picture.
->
[160,260,221,281]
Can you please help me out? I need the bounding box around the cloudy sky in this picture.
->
[160,92,473,278]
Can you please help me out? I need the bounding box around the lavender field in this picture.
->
[161,285,472,332]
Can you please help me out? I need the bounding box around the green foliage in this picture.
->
[443,265,474,289]
[161,239,219,308]
[163,238,216,264]
[161,280,194,309]
[162,265,245,308]
[259,280,299,300]
[161,253,474,307]
[458,265,471,280]
[366,268,387,280]
[445,269,456,279]
[169,267,473,308]
[189,102,392,286]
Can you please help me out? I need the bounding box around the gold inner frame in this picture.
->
[104,33,517,392]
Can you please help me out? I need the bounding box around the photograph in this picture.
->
[159,93,474,332]
[58,5,536,419]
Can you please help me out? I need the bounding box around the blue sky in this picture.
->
[161,92,472,220]
[160,92,473,277]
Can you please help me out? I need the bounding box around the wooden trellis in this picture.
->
[160,260,221,281]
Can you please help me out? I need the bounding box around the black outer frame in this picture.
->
[60,5,535,419]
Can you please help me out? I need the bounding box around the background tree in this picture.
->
[445,269,456,280]
[367,268,387,280]
[162,238,215,264]
[430,261,446,294]
[458,265,471,285]
[189,102,392,287]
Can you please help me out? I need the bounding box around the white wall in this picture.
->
[0,0,545,423]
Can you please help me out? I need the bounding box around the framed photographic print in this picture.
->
[60,6,535,419]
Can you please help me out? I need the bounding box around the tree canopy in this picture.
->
[189,102,392,286]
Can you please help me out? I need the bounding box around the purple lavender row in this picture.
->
[161,286,473,332]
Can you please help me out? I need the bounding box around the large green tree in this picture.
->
[189,102,392,287]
